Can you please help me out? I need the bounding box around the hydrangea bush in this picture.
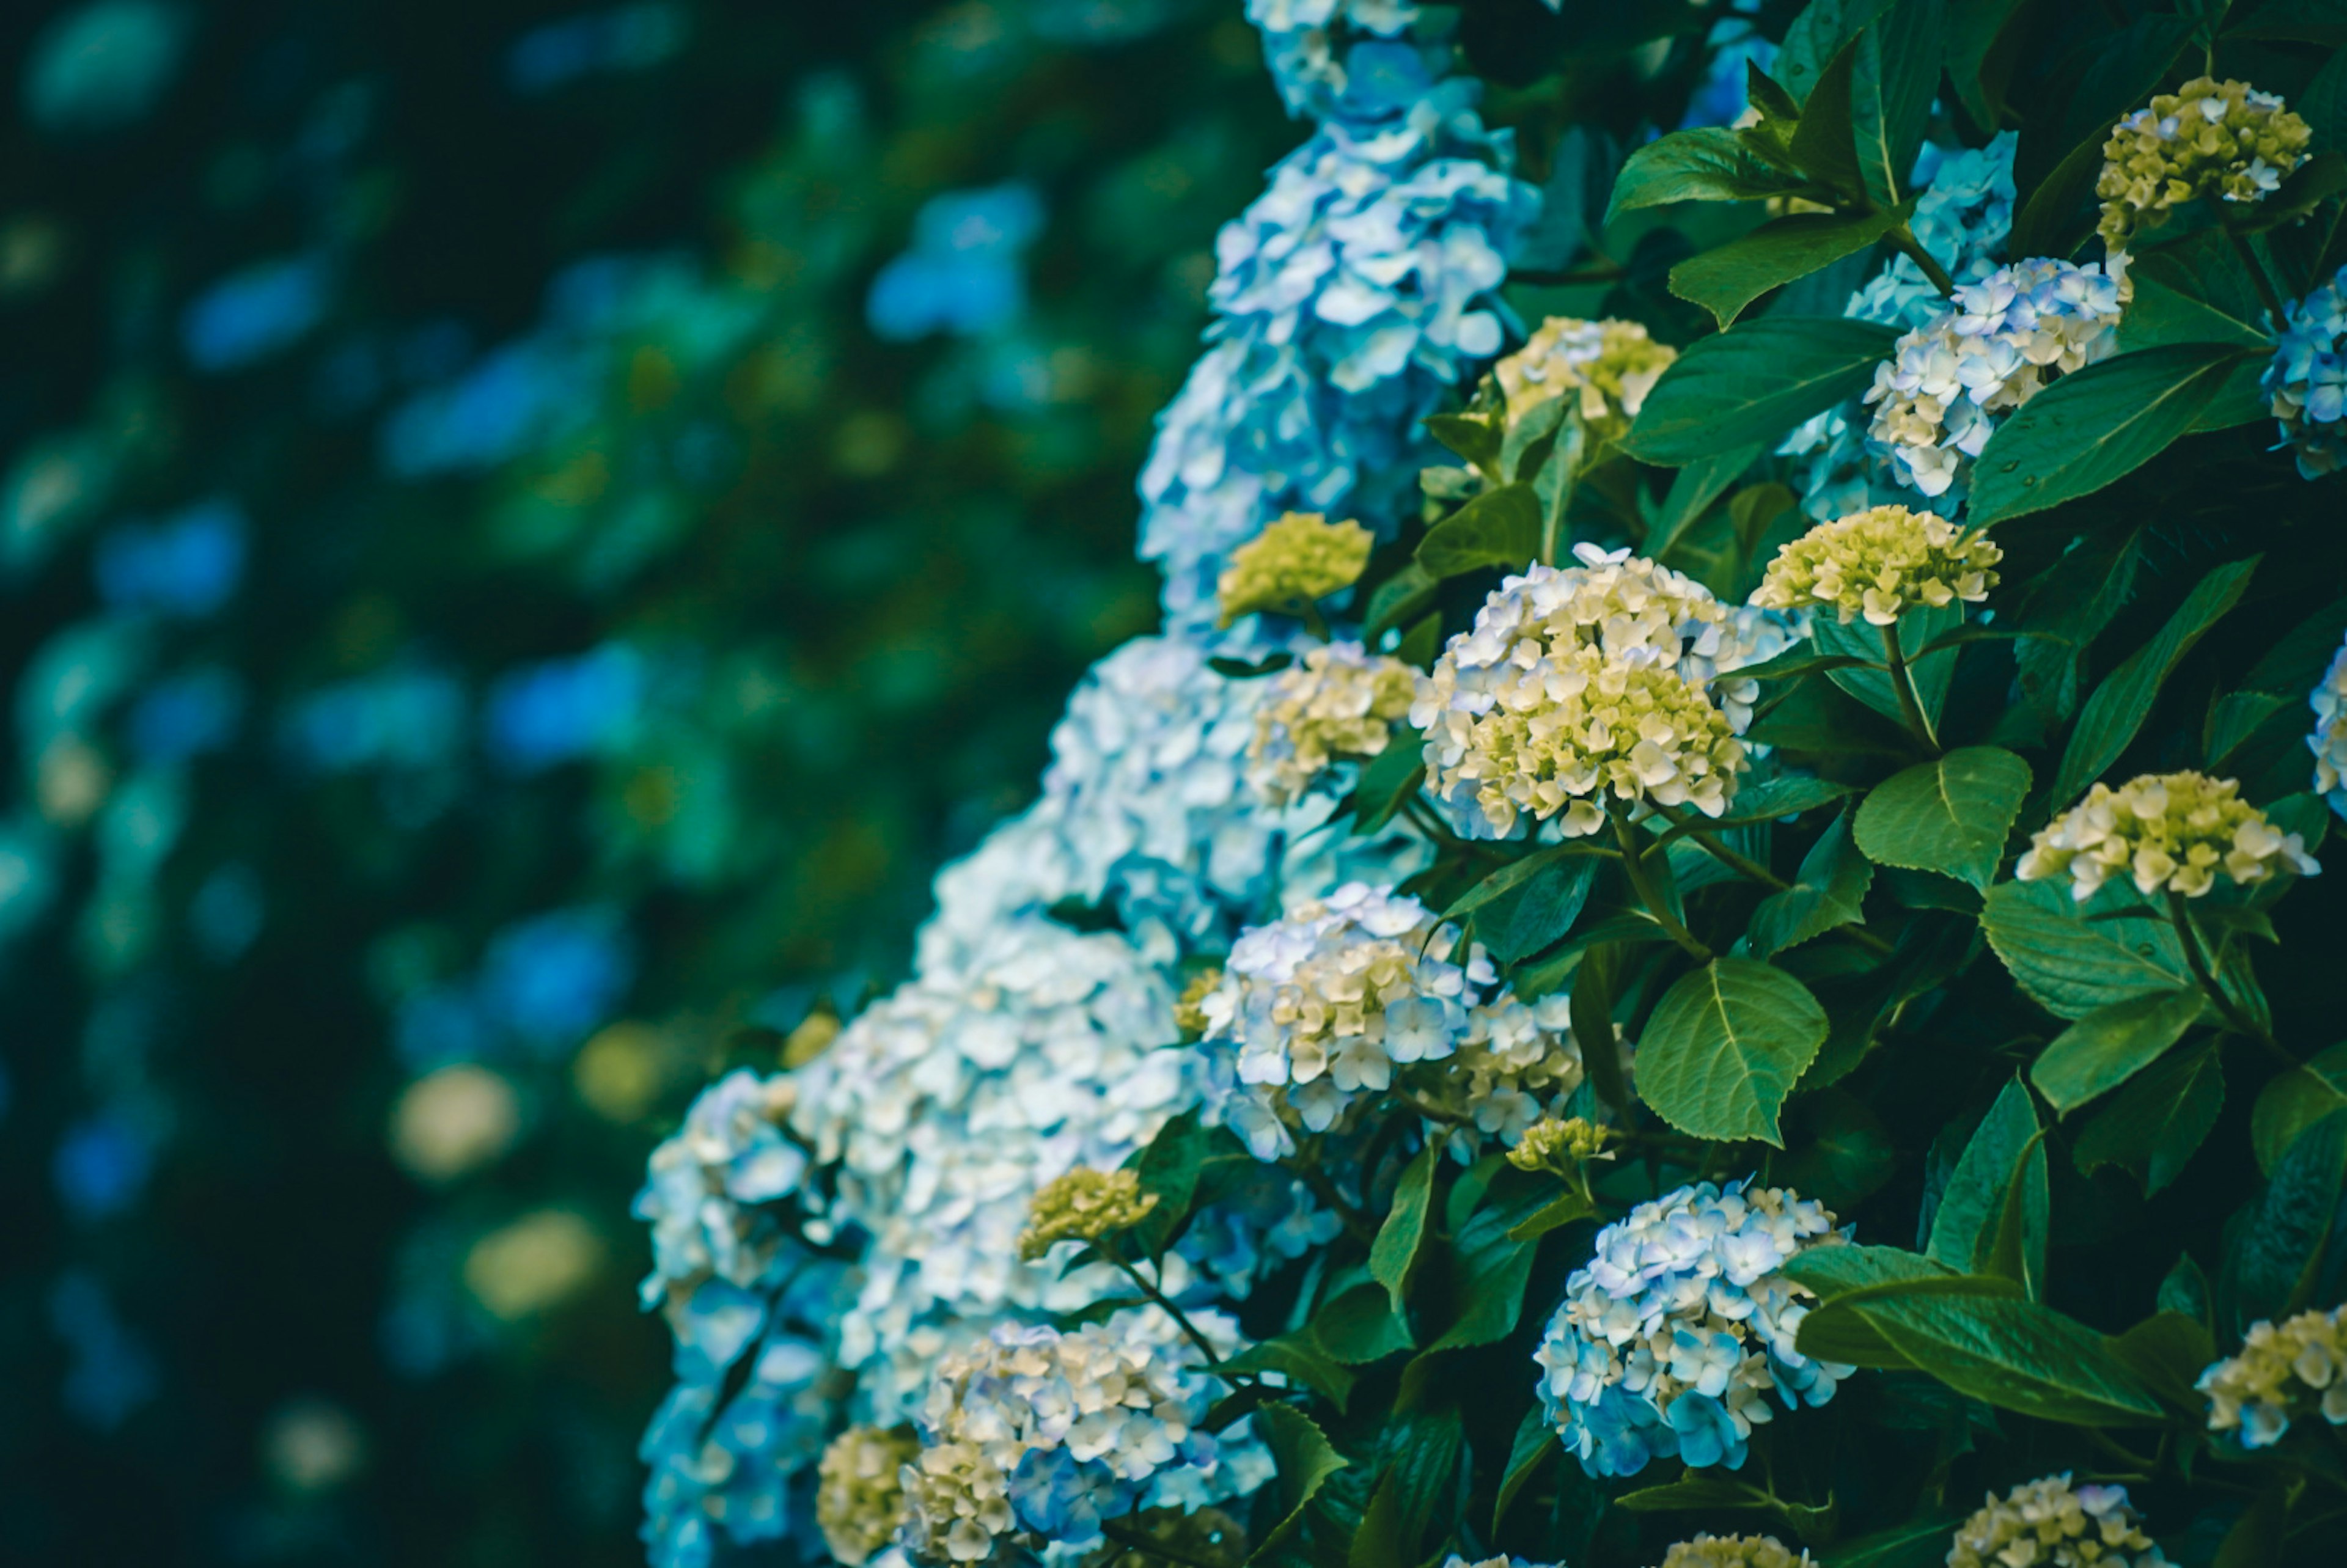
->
[631,5,2347,1567]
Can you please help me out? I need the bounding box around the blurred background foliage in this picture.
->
[0,1,1306,1562]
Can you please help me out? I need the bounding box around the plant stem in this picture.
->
[1103,1245,1233,1372]
[1879,620,1942,755]
[1099,1519,1235,1568]
[2224,222,2290,324]
[1651,809,1896,955]
[1889,224,1958,298]
[1280,1155,1379,1246]
[2165,892,2295,1067]
[1609,808,1713,962]
[1295,599,1331,642]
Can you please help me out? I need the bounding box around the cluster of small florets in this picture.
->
[1508,1115,1615,1176]
[1947,1475,2169,1568]
[2198,1305,2347,1449]
[1534,1180,1849,1478]
[1865,257,2130,498]
[2313,636,2347,819]
[1441,1558,1562,1568]
[1249,641,1418,805]
[816,1425,921,1567]
[1019,1168,1160,1262]
[2017,771,2321,901]
[1492,316,1677,437]
[1217,512,1373,626]
[1752,506,2002,626]
[1411,546,1774,838]
[1198,882,1490,1158]
[1412,991,1588,1151]
[2266,266,2347,479]
[2097,77,2311,250]
[633,1068,806,1303]
[900,1308,1268,1567]
[1658,1534,1814,1568]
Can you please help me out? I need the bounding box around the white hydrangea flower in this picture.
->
[1659,1536,1814,1568]
[1248,640,1417,806]
[2198,1305,2347,1448]
[1948,1475,2168,1568]
[2017,771,2319,901]
[2309,633,2347,818]
[633,1068,806,1303]
[902,1307,1272,1567]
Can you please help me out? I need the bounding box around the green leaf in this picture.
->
[1507,1189,1595,1242]
[1852,0,1944,205]
[2074,1039,2226,1195]
[1442,844,1574,921]
[2236,148,2347,233]
[1669,205,1910,329]
[1309,1283,1414,1365]
[1617,1474,1773,1512]
[1249,1404,1348,1563]
[1492,1405,1557,1533]
[1926,1079,2047,1298]
[1218,1333,1358,1411]
[1945,0,2032,130]
[1346,729,1425,833]
[2005,129,2110,262]
[1980,879,2191,1022]
[1623,317,1902,466]
[1776,0,1899,103]
[2252,1041,2347,1175]
[2030,989,2206,1114]
[1786,35,1864,201]
[1651,446,1766,560]
[1639,957,1830,1145]
[1364,563,1437,643]
[1346,1473,1406,1568]
[1370,1144,1438,1314]
[1608,127,1810,219]
[2108,1310,2219,1408]
[1688,774,1860,831]
[2214,1490,2286,1568]
[2244,596,2347,693]
[1969,343,2257,526]
[1416,484,1540,579]
[1570,947,1633,1119]
[2225,1107,2347,1328]
[1480,855,1601,964]
[1780,1243,1965,1299]
[1854,747,2032,889]
[1772,1090,1898,1211]
[1424,413,1501,470]
[1124,1107,1208,1258]
[2052,556,2260,805]
[1830,1292,2169,1426]
[1748,808,1874,956]
[1820,1516,1969,1568]
[1814,601,1961,730]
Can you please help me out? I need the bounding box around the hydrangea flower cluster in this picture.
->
[816,1425,921,1567]
[1659,1536,1814,1568]
[1249,0,1430,119]
[1137,59,1536,629]
[1412,991,1588,1151]
[1198,881,1490,1157]
[2017,771,2321,901]
[2266,265,2347,479]
[1248,641,1417,805]
[900,1308,1269,1567]
[1752,505,2002,626]
[1217,511,1372,625]
[2097,76,2311,251]
[1533,1180,1849,1478]
[2197,1305,2347,1448]
[2312,632,2347,819]
[634,1068,806,1306]
[1865,256,2131,498]
[1491,316,1677,436]
[1508,1114,1614,1176]
[1947,1475,2169,1568]
[1019,1168,1159,1261]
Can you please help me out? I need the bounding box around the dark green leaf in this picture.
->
[1617,1474,1772,1512]
[1484,856,1601,964]
[1926,1079,2046,1296]
[2005,122,2110,261]
[1570,947,1633,1119]
[2053,556,2260,805]
[2225,1107,2347,1328]
[1249,1404,1348,1563]
[1639,957,1830,1145]
[1852,0,1944,205]
[1815,601,1961,730]
[1416,484,1540,579]
[1370,1144,1438,1314]
[1853,747,2032,889]
[1365,563,1438,643]
[1980,881,2191,1022]
[1346,729,1426,833]
[1651,446,1766,560]
[1310,1283,1414,1365]
[2074,1039,2226,1195]
[2109,1311,2218,1407]
[1424,413,1502,470]
[1777,0,1900,105]
[2214,1490,2286,1568]
[1623,317,1901,465]
[1492,1406,1557,1533]
[1772,1090,1898,1210]
[1689,774,1862,830]
[1820,1516,1969,1568]
[1969,344,2257,526]
[1219,1335,1358,1412]
[1125,1107,1208,1258]
[2252,1041,2347,1175]
[1507,1189,1595,1242]
[1833,1292,2169,1426]
[2030,986,2206,1114]
[1780,1242,1963,1299]
[1945,0,2033,130]
[1749,808,1874,956]
[1669,205,1909,329]
[1609,128,1810,219]
[1346,1472,1406,1568]
[2242,595,2347,693]
[1788,34,1862,199]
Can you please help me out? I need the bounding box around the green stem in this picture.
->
[1889,224,1958,298]
[1295,598,1331,642]
[2165,892,2294,1067]
[1099,1520,1235,1568]
[1653,804,1897,956]
[2224,222,2290,324]
[1879,620,1942,755]
[1610,808,1712,962]
[1103,1245,1234,1373]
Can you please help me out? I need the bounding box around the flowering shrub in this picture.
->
[628,7,2347,1568]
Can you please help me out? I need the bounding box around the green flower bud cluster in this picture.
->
[1947,1475,2167,1568]
[2018,771,2320,901]
[1215,511,1372,626]
[1658,1534,1814,1568]
[1248,642,1417,806]
[1017,1167,1159,1261]
[815,1425,920,1567]
[1493,316,1677,438]
[2097,76,2311,249]
[2198,1305,2347,1448]
[1507,1115,1615,1176]
[1752,505,2001,627]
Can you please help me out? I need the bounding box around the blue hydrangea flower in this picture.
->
[94,498,247,617]
[180,255,332,373]
[2266,265,2347,478]
[1248,0,1433,119]
[634,1068,809,1308]
[483,642,648,771]
[867,183,1046,342]
[282,662,469,775]
[1535,1180,1851,1479]
[1681,4,1774,131]
[2310,631,2347,818]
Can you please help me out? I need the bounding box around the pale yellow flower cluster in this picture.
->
[2017,771,2320,901]
[1017,1167,1160,1261]
[1658,1534,1814,1568]
[2198,1305,2347,1448]
[1419,643,1747,839]
[815,1425,919,1567]
[1248,641,1417,805]
[1947,1475,2167,1568]
[1752,505,2001,627]
[1507,1114,1615,1176]
[2098,76,2312,249]
[1494,316,1677,436]
[1174,965,1222,1041]
[1215,511,1372,625]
